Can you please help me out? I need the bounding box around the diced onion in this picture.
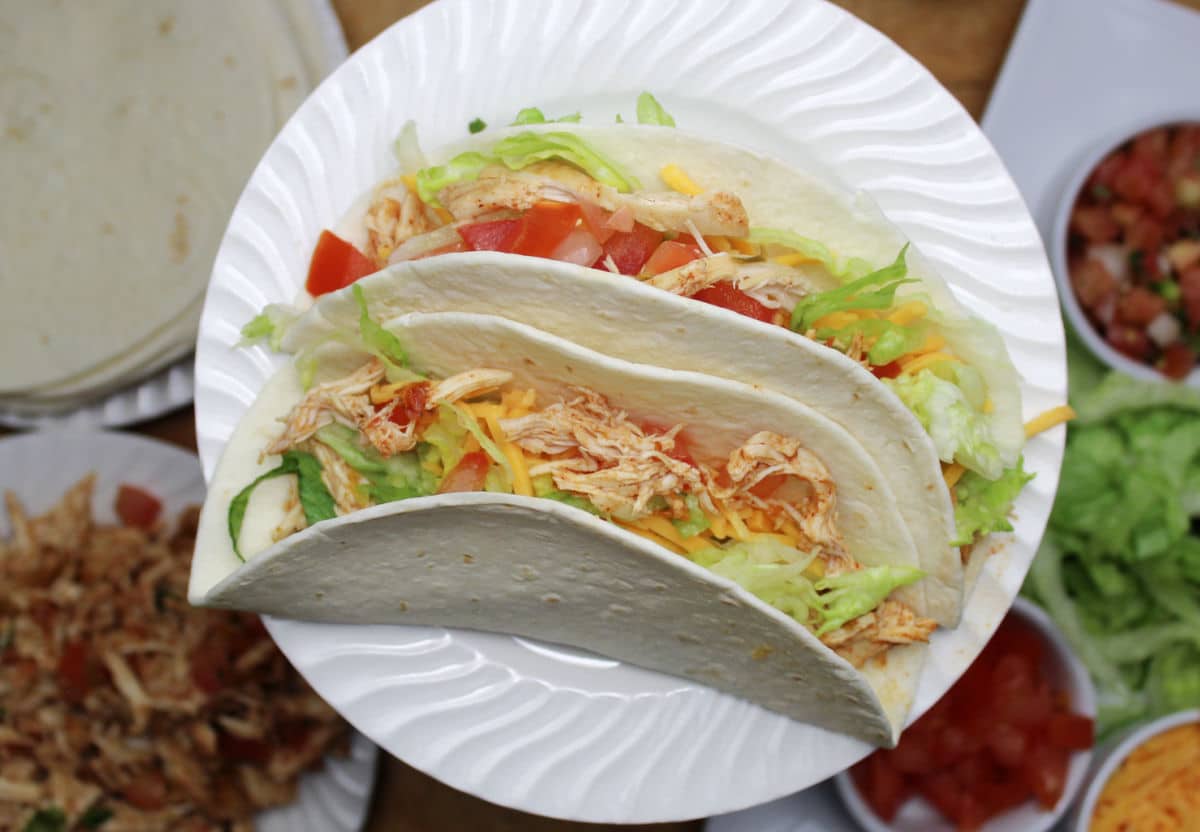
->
[605,205,635,233]
[387,225,465,263]
[551,228,603,266]
[1088,245,1128,284]
[1147,312,1181,348]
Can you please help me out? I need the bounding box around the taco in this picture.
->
[259,98,1028,626]
[191,298,936,746]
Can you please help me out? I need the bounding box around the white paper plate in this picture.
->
[0,430,377,832]
[194,0,1066,822]
[0,0,349,430]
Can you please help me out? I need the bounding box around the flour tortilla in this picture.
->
[330,125,1028,624]
[0,1,310,393]
[190,311,929,745]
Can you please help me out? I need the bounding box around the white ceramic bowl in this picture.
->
[834,596,1097,832]
[1071,708,1200,831]
[1050,109,1200,387]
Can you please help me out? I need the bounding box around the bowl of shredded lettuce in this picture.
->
[1023,332,1200,738]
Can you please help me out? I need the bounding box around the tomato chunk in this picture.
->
[1046,712,1094,750]
[596,222,663,275]
[458,218,522,252]
[691,281,777,324]
[306,230,378,297]
[386,381,432,428]
[641,239,705,276]
[511,201,583,259]
[115,484,162,529]
[437,451,491,494]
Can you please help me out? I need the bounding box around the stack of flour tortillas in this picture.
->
[0,0,344,423]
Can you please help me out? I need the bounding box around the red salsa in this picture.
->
[850,611,1094,830]
[1066,122,1200,379]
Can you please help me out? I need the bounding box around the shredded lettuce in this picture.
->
[421,406,467,477]
[1024,372,1200,735]
[635,92,675,127]
[813,318,927,366]
[316,424,436,502]
[789,245,914,332]
[531,474,605,516]
[227,451,336,560]
[490,131,640,192]
[885,368,1002,479]
[688,539,921,637]
[413,151,495,204]
[351,284,423,383]
[813,565,926,636]
[671,493,710,538]
[747,227,877,282]
[952,459,1034,546]
[240,304,300,351]
[510,107,581,125]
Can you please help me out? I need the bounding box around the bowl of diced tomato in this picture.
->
[836,596,1096,832]
[1053,116,1200,383]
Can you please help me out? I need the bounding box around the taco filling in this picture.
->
[233,348,934,668]
[291,97,1030,557]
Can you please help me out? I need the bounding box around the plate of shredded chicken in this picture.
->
[0,431,376,832]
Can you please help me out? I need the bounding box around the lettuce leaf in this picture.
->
[814,565,925,636]
[351,284,424,384]
[789,245,914,332]
[747,227,877,282]
[635,92,675,127]
[952,459,1034,546]
[510,107,581,125]
[885,367,1003,479]
[532,474,605,516]
[490,131,640,192]
[227,450,336,560]
[813,318,927,366]
[413,150,496,204]
[240,304,300,351]
[316,424,436,502]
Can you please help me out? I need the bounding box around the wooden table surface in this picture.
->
[14,0,1188,828]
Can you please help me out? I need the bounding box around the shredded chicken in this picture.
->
[820,599,938,668]
[364,178,437,263]
[644,252,738,295]
[0,478,347,831]
[435,164,749,236]
[311,439,369,515]
[430,368,514,405]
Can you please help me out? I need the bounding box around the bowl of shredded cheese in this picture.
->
[1073,708,1200,831]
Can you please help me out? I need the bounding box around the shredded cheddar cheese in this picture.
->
[705,235,733,252]
[1025,405,1076,438]
[983,398,995,414]
[729,238,758,255]
[1089,722,1200,832]
[943,463,966,489]
[771,252,820,267]
[400,174,418,194]
[887,301,928,326]
[659,164,703,196]
[899,351,960,376]
[617,521,687,555]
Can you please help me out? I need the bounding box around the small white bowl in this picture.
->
[834,596,1097,832]
[1050,109,1200,387]
[1071,708,1200,831]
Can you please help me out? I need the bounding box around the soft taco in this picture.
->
[192,299,936,746]
[253,97,1031,627]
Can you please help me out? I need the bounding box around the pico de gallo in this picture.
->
[1067,122,1200,379]
[232,286,936,668]
[284,93,1049,555]
[850,609,1094,830]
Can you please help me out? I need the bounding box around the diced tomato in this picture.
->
[219,732,272,764]
[1115,287,1168,326]
[437,451,490,494]
[1147,179,1178,219]
[1127,217,1166,270]
[1113,154,1160,204]
[1132,127,1169,165]
[1070,206,1120,243]
[984,721,1027,768]
[458,218,522,252]
[641,240,705,276]
[852,754,908,822]
[1046,712,1094,750]
[871,361,903,379]
[595,222,663,275]
[1107,324,1153,361]
[1021,743,1069,809]
[115,484,162,529]
[1180,266,1200,330]
[749,474,787,500]
[386,381,432,428]
[1070,258,1117,310]
[1110,201,1143,228]
[691,281,777,325]
[306,230,378,297]
[1088,152,1126,191]
[511,201,583,258]
[1161,341,1196,379]
[578,201,616,244]
[57,640,91,704]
